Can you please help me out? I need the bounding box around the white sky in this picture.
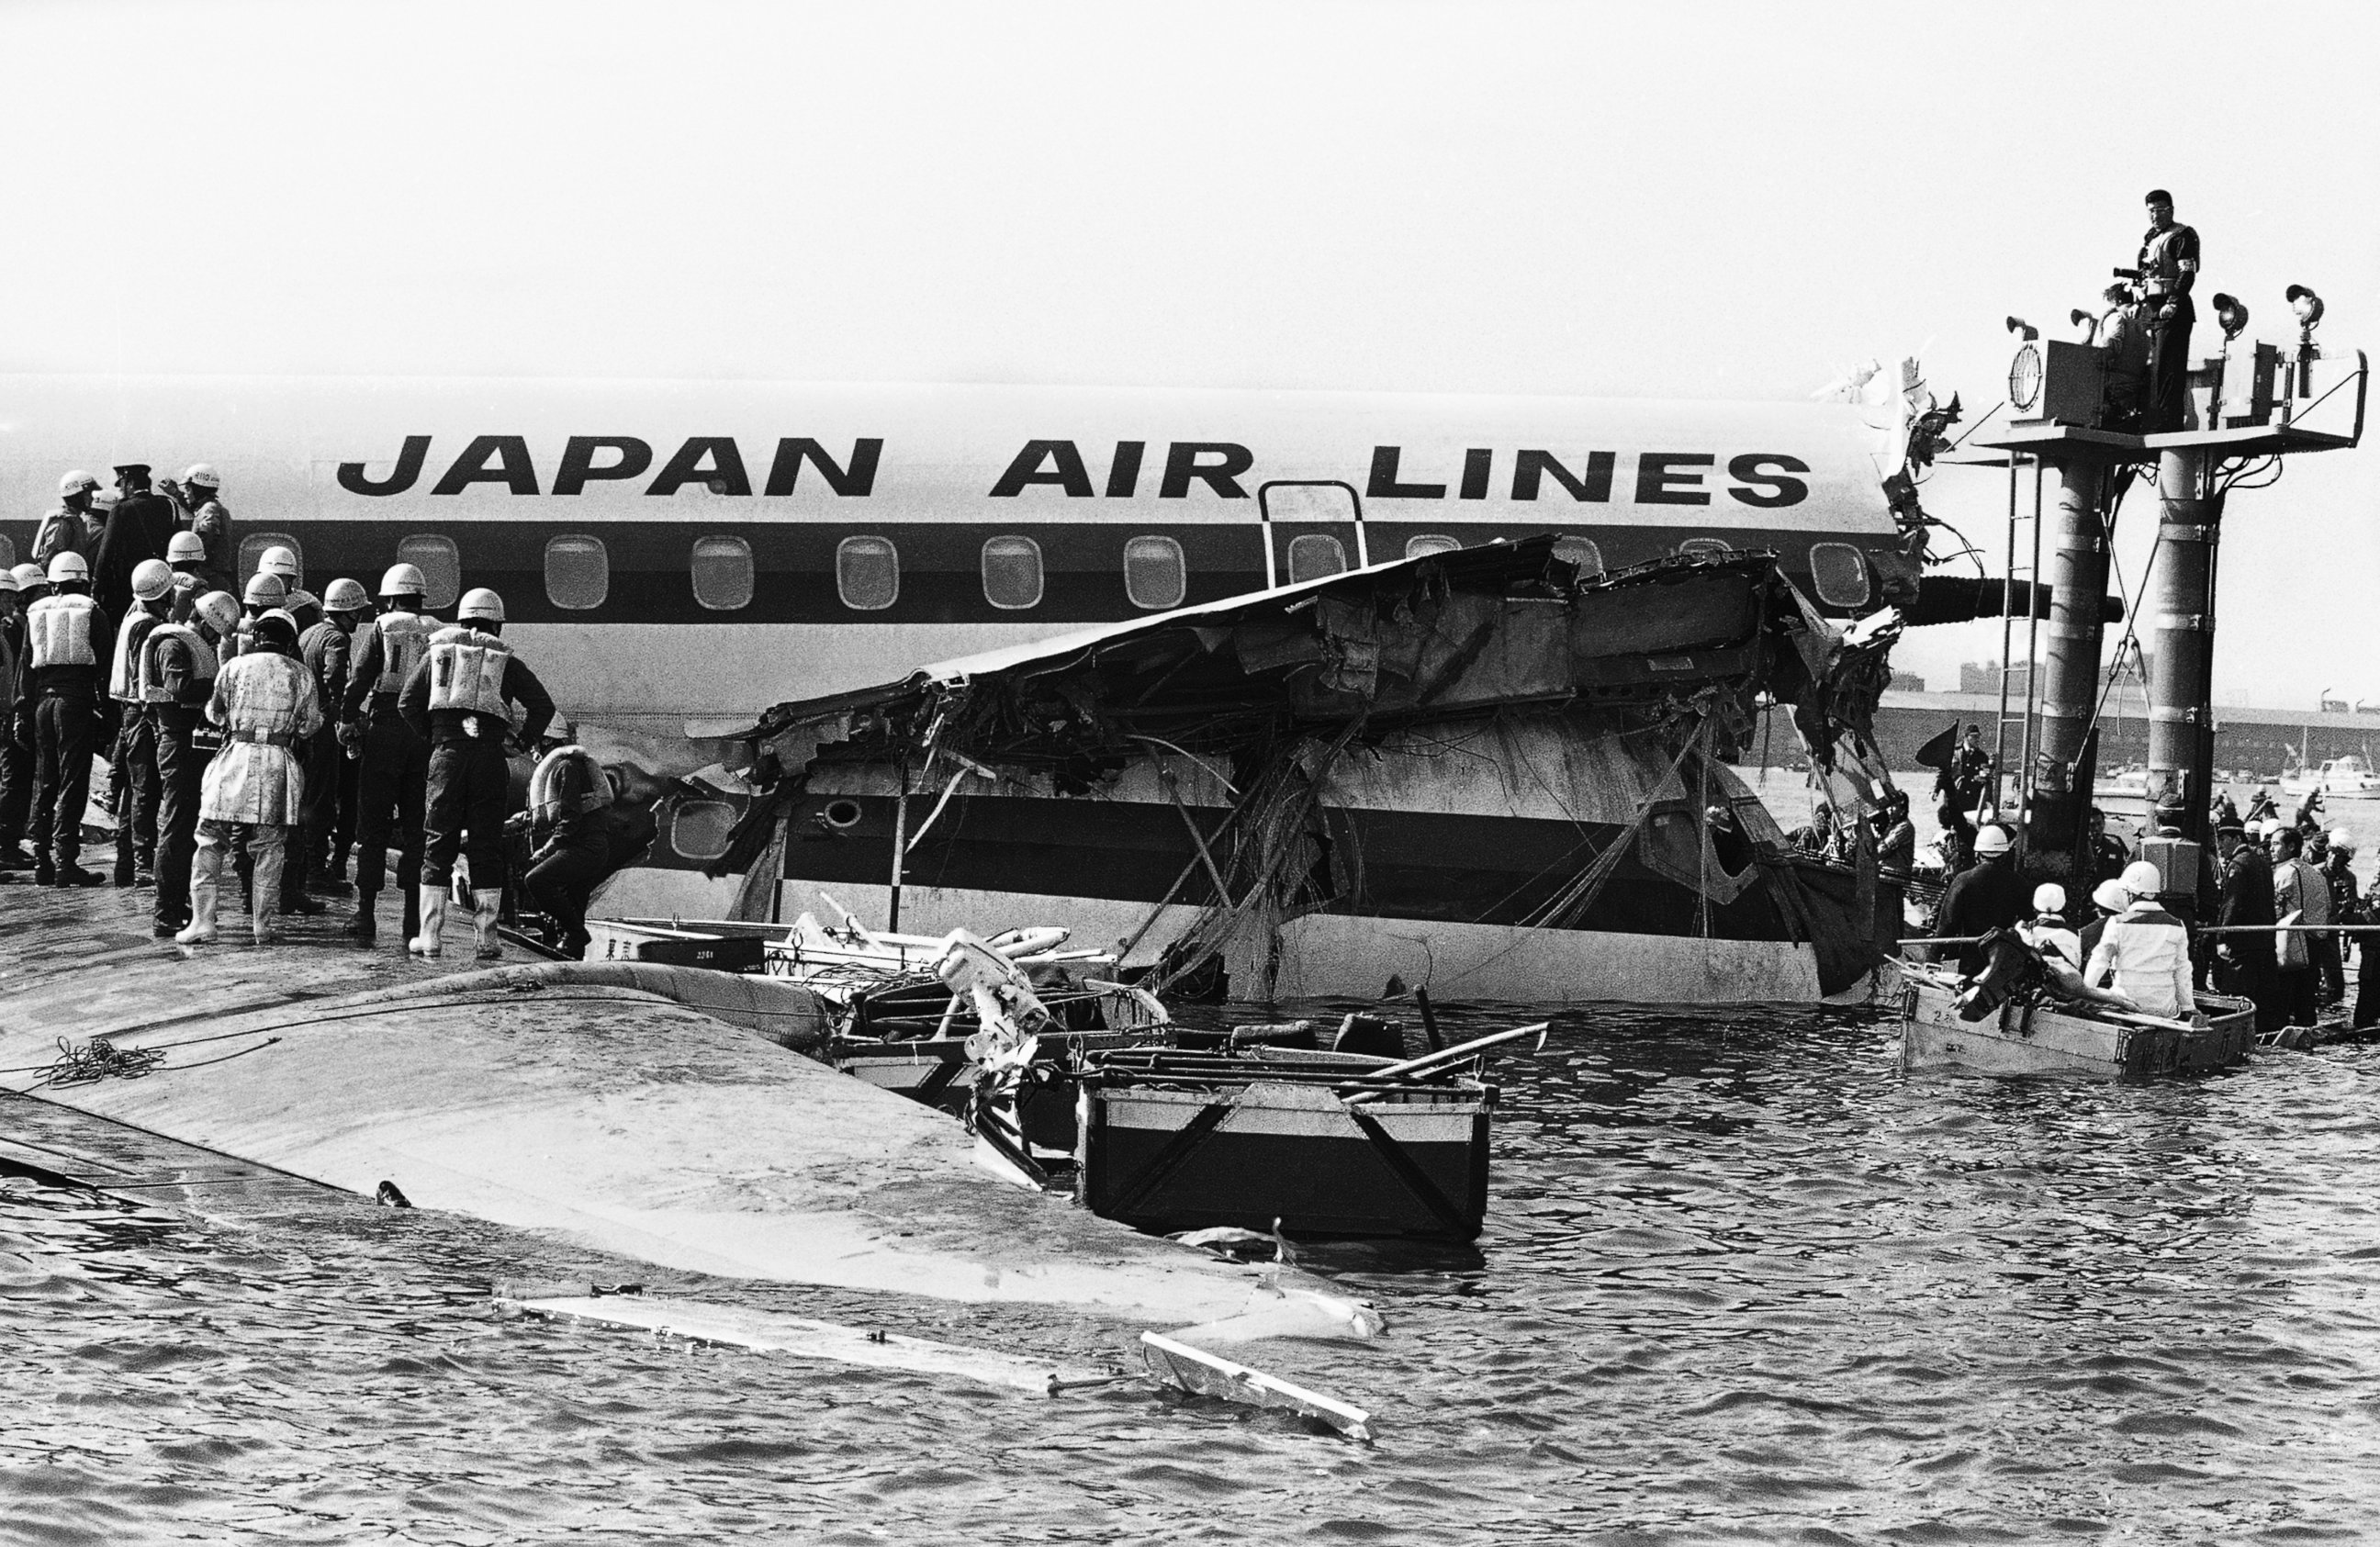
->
[4,0,2374,705]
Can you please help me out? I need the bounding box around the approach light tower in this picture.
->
[1970,293,2364,880]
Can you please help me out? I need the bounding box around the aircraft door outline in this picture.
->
[1256,479,1365,590]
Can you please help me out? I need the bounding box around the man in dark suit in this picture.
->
[2215,818,2279,1033]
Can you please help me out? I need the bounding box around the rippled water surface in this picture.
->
[6,1004,2379,1544]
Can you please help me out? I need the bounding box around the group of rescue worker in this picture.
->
[1,460,634,959]
[1925,774,2370,1035]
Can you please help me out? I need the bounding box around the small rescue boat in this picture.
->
[1897,960,2254,1077]
[2281,754,2380,802]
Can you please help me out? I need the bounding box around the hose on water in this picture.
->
[40,1037,167,1088]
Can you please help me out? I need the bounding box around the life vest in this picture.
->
[109,609,164,701]
[26,592,99,668]
[138,622,219,704]
[372,611,435,695]
[423,625,512,716]
[529,745,612,821]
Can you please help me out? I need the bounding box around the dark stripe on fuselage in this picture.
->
[782,789,1802,943]
[0,516,1881,625]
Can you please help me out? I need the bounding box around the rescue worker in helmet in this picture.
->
[11,552,115,885]
[511,735,616,958]
[106,559,177,888]
[2018,882,2083,970]
[339,564,438,947]
[256,546,323,636]
[145,591,240,937]
[296,578,370,902]
[175,610,322,947]
[1929,824,2023,974]
[163,531,216,621]
[32,471,102,567]
[92,463,178,620]
[0,567,24,873]
[2082,859,2199,1021]
[2137,190,2202,435]
[398,588,555,960]
[158,464,232,587]
[233,571,286,660]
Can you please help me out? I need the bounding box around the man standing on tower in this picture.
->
[2138,189,2201,433]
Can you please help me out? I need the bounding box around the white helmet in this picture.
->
[242,572,287,608]
[252,608,300,647]
[2092,879,2131,914]
[2329,827,2354,852]
[323,577,371,612]
[193,591,242,637]
[46,551,90,585]
[57,469,98,496]
[2121,859,2164,898]
[166,531,208,564]
[183,462,221,489]
[130,558,174,602]
[378,562,428,598]
[2031,882,2066,914]
[456,587,505,623]
[258,544,300,580]
[9,563,43,590]
[1974,826,2013,857]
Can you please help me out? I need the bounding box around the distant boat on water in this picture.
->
[2281,754,2380,802]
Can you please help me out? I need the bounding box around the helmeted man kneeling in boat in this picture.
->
[2078,860,2199,1022]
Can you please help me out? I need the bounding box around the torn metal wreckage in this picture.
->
[710,536,1903,1004]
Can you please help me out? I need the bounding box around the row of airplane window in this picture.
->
[0,529,1870,612]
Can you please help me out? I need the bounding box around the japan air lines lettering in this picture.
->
[337,436,1811,508]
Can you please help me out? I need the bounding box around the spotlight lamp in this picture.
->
[2005,316,2038,342]
[2285,284,2324,346]
[2211,293,2249,342]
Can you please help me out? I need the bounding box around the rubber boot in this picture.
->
[54,849,102,887]
[472,889,504,961]
[175,848,221,946]
[345,891,378,947]
[251,835,286,946]
[400,886,421,945]
[408,885,446,957]
[33,851,54,887]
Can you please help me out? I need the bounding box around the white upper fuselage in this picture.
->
[1,376,1907,742]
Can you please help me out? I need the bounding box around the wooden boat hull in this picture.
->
[1900,975,2255,1077]
[1079,1079,1492,1240]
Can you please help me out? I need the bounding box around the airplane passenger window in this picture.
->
[690,535,755,611]
[1123,535,1186,610]
[668,800,737,861]
[1551,536,1604,577]
[1405,534,1461,559]
[836,536,899,611]
[1808,543,1872,609]
[544,534,609,611]
[981,535,1044,610]
[1677,539,1734,560]
[1286,533,1349,584]
[238,533,303,589]
[396,535,461,611]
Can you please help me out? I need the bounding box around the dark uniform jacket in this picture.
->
[91,492,178,618]
[1932,855,2024,972]
[2217,846,2277,967]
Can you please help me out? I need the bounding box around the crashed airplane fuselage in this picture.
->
[712,539,1903,1004]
